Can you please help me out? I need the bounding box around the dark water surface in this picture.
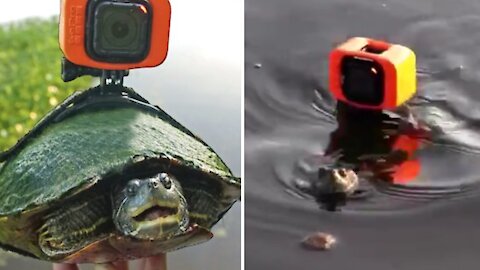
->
[246,0,480,269]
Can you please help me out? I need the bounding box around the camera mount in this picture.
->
[99,70,130,87]
[61,57,129,86]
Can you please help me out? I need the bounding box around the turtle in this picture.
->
[311,168,360,211]
[0,85,240,263]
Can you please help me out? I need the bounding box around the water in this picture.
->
[246,0,480,268]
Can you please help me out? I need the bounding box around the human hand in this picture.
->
[53,254,167,270]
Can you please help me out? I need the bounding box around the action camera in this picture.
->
[60,0,171,70]
[329,37,416,110]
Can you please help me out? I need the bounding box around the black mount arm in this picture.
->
[61,57,129,86]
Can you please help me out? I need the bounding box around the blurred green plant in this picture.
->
[0,17,92,151]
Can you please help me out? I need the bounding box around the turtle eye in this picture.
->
[159,173,172,189]
[127,180,141,196]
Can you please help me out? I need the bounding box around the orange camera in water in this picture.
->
[329,37,416,110]
[60,0,171,71]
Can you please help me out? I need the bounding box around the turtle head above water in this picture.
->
[112,173,189,241]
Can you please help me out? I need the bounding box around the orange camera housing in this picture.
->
[329,37,416,110]
[60,0,171,70]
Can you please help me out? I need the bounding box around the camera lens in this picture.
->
[111,21,129,39]
[87,0,152,63]
[341,57,384,106]
[100,9,138,48]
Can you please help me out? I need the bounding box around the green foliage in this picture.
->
[0,17,92,151]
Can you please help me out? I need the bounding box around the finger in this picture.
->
[53,263,79,270]
[112,261,129,270]
[138,259,146,270]
[94,263,118,270]
[143,254,167,270]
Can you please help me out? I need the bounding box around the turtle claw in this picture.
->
[63,225,213,264]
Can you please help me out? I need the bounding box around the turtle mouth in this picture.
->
[133,205,178,222]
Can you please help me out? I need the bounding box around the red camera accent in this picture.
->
[59,0,171,70]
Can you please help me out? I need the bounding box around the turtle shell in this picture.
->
[0,85,240,259]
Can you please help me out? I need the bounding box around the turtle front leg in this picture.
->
[37,193,113,260]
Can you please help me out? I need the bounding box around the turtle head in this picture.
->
[112,173,189,240]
